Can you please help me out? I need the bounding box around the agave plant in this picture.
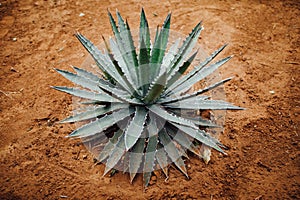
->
[53,9,242,187]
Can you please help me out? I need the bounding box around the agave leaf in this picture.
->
[129,138,145,183]
[79,100,101,105]
[102,36,129,85]
[125,106,148,150]
[98,75,125,91]
[153,13,171,62]
[138,37,150,95]
[68,107,134,138]
[172,56,233,95]
[170,122,224,153]
[161,38,180,74]
[52,86,121,103]
[143,119,158,187]
[125,19,139,68]
[74,33,109,74]
[55,68,102,92]
[103,133,126,176]
[166,124,201,156]
[109,38,138,92]
[159,94,208,104]
[149,13,171,82]
[181,115,219,127]
[153,25,159,49]
[110,11,140,94]
[116,10,127,32]
[165,99,243,110]
[96,69,143,105]
[143,71,167,104]
[97,129,123,163]
[166,22,202,84]
[161,78,232,104]
[123,152,130,174]
[101,50,136,93]
[155,144,169,178]
[165,106,219,127]
[164,44,228,95]
[107,10,121,43]
[158,128,188,178]
[148,104,198,129]
[60,103,129,123]
[116,10,139,71]
[174,141,189,158]
[74,33,111,80]
[139,8,151,56]
[166,50,198,87]
[83,131,108,146]
[75,33,134,94]
[72,66,101,82]
[102,35,112,53]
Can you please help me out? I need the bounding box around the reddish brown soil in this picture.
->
[0,0,299,199]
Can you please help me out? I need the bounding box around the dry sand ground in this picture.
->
[0,0,299,199]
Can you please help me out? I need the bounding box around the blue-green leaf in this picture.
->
[110,11,140,94]
[68,107,134,138]
[155,144,169,178]
[172,56,232,95]
[149,13,171,82]
[164,44,228,95]
[109,38,138,91]
[165,99,244,110]
[158,128,188,178]
[161,78,232,104]
[171,122,224,153]
[166,23,202,84]
[55,68,101,92]
[139,8,151,56]
[97,73,143,105]
[103,133,126,176]
[108,10,120,40]
[97,130,123,163]
[129,138,145,183]
[72,66,100,82]
[166,126,200,156]
[162,38,180,73]
[180,115,220,127]
[138,37,150,95]
[60,103,129,123]
[52,86,121,103]
[148,105,198,129]
[125,107,148,150]
[143,71,167,104]
[143,119,158,187]
[75,33,134,94]
[166,50,198,87]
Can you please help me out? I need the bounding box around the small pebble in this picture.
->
[12,37,17,41]
[79,13,85,17]
[10,67,17,72]
[269,90,275,94]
